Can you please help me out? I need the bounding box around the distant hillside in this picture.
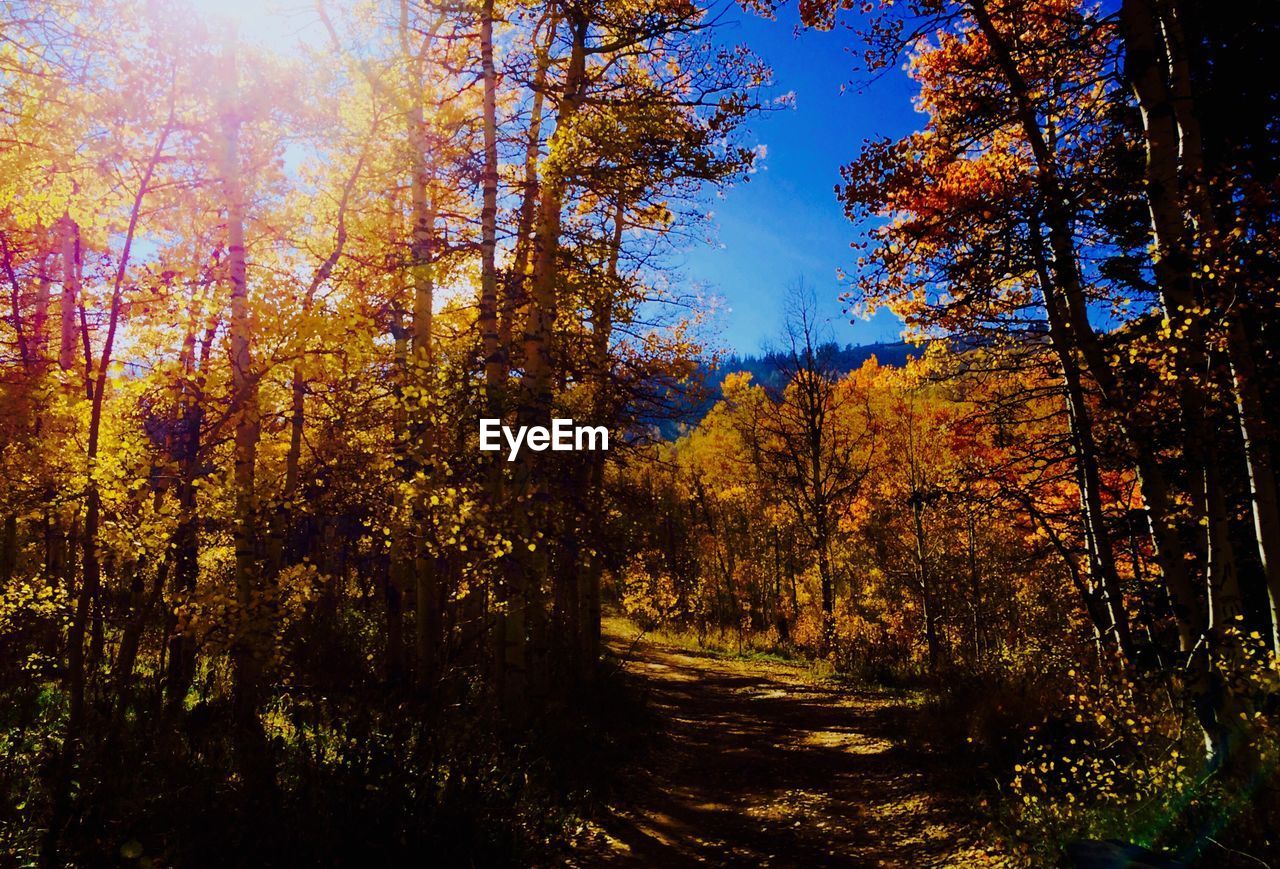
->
[710,340,917,394]
[643,340,918,439]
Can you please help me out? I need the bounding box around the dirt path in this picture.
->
[576,620,1008,867]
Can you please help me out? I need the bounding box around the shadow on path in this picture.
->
[574,623,1007,867]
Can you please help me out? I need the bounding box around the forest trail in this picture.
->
[576,619,1007,867]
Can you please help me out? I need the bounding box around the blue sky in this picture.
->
[687,3,923,353]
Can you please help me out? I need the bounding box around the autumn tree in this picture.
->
[738,287,877,653]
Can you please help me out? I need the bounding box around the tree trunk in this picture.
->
[114,555,172,711]
[58,216,79,372]
[817,537,836,658]
[0,513,15,584]
[217,32,275,813]
[1228,315,1280,651]
[477,0,513,699]
[503,12,588,720]
[479,0,501,402]
[968,515,984,666]
[1,232,32,370]
[387,305,410,685]
[911,494,939,672]
[407,87,440,689]
[522,14,586,425]
[164,307,211,716]
[1032,222,1135,660]
[165,473,200,713]
[501,9,557,359]
[577,200,623,677]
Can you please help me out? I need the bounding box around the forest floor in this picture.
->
[572,617,1011,867]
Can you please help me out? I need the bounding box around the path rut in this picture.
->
[576,621,1009,867]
